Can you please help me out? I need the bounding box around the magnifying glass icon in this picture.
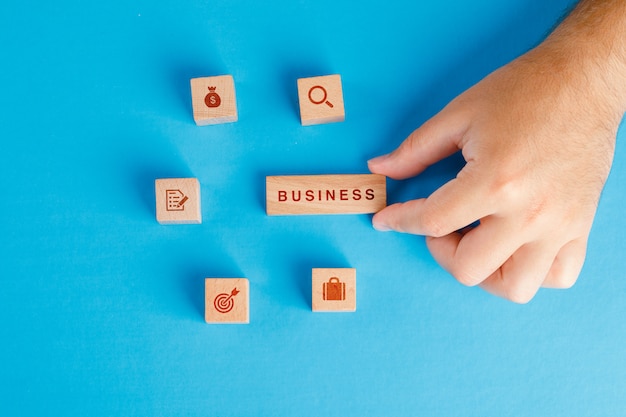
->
[308,85,334,108]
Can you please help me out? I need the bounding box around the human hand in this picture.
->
[368,6,625,302]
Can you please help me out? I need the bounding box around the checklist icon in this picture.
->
[166,189,188,211]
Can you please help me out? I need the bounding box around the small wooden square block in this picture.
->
[205,278,249,324]
[155,178,201,224]
[266,174,386,216]
[190,75,238,126]
[312,268,356,312]
[297,74,345,126]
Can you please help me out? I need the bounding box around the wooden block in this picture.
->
[155,178,201,224]
[266,174,386,215]
[205,278,249,324]
[312,268,356,312]
[297,74,345,126]
[190,75,238,126]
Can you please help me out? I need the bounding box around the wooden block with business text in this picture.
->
[190,75,238,126]
[297,74,345,126]
[312,268,356,312]
[266,174,386,215]
[155,178,202,224]
[205,278,249,324]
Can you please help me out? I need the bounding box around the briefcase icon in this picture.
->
[323,277,345,301]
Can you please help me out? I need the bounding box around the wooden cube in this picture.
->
[190,75,238,126]
[312,268,356,312]
[297,74,345,126]
[205,278,249,324]
[155,178,201,224]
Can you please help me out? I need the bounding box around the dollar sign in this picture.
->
[204,87,221,108]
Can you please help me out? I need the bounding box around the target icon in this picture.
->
[213,287,240,314]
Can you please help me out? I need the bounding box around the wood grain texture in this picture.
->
[155,178,202,224]
[266,174,386,215]
[190,75,238,126]
[297,74,345,126]
[205,278,249,324]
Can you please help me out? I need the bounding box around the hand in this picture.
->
[368,13,624,303]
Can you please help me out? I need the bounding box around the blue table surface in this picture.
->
[2,0,625,416]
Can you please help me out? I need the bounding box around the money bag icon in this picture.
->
[204,86,221,108]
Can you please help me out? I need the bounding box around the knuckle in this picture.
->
[504,284,538,304]
[551,274,578,289]
[403,131,423,154]
[486,164,531,209]
[506,289,535,304]
[490,173,522,204]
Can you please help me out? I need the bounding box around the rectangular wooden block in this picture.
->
[297,74,345,126]
[190,75,238,126]
[266,174,386,215]
[205,278,249,324]
[312,268,356,312]
[155,178,202,224]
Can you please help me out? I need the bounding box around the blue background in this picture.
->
[1,0,625,416]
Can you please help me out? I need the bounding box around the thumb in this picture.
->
[368,106,469,180]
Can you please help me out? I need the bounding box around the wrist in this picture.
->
[539,0,626,118]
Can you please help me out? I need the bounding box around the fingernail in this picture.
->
[367,153,390,166]
[372,219,392,232]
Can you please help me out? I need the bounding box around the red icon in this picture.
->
[322,277,345,301]
[308,85,333,108]
[204,86,221,108]
[165,189,188,211]
[214,287,240,313]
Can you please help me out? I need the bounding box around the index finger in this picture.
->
[368,105,469,180]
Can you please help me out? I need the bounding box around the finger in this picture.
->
[372,166,495,236]
[368,106,469,180]
[479,241,559,304]
[542,238,587,289]
[425,216,524,287]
